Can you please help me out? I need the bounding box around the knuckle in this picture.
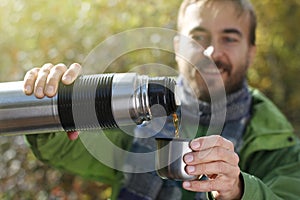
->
[218,162,225,174]
[40,63,53,72]
[70,63,82,70]
[196,151,204,160]
[215,135,224,146]
[52,63,67,72]
[31,67,40,73]
[42,63,54,68]
[233,166,241,177]
[208,180,214,191]
[215,147,223,158]
[50,68,64,78]
[228,142,234,151]
[38,69,50,76]
[233,152,240,165]
[195,182,202,192]
[36,74,47,83]
[25,68,39,77]
[199,163,206,174]
[46,74,64,87]
[214,135,234,151]
[47,76,60,85]
[40,68,50,73]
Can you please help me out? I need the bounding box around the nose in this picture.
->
[203,43,224,60]
[203,46,214,57]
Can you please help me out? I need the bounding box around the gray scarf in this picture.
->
[177,75,251,126]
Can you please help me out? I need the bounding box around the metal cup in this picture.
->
[155,137,199,181]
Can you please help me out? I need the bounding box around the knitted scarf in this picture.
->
[176,75,252,126]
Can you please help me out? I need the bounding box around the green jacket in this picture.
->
[26,89,300,199]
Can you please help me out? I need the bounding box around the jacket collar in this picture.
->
[239,88,296,168]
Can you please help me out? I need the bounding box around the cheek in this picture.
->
[226,46,249,71]
[177,59,199,84]
[178,40,204,64]
[178,58,193,78]
[226,48,241,63]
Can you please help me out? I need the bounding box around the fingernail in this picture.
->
[183,182,191,188]
[185,154,194,163]
[191,141,200,149]
[25,85,31,93]
[186,166,195,173]
[63,75,71,83]
[36,87,43,96]
[46,86,54,94]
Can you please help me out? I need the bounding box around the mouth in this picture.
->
[195,59,228,76]
[200,66,225,74]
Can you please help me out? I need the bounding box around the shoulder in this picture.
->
[242,88,296,152]
[239,88,297,167]
[248,88,294,134]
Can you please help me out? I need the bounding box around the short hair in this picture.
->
[177,0,257,45]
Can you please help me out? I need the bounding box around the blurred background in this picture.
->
[0,0,299,199]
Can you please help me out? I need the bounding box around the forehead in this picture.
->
[181,1,250,35]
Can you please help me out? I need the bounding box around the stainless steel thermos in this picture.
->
[0,73,179,136]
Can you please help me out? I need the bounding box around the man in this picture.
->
[23,0,300,199]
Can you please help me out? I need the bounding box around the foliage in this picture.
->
[0,0,299,199]
[249,0,300,126]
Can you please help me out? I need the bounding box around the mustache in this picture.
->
[193,57,231,72]
[214,60,231,71]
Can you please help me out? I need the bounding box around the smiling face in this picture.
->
[175,0,256,101]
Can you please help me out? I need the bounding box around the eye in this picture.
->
[191,34,210,47]
[223,36,238,43]
[192,35,204,42]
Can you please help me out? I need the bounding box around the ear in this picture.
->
[248,45,256,67]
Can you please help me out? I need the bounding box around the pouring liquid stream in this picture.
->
[172,113,180,138]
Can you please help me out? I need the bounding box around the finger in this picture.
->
[34,63,54,98]
[190,135,234,151]
[44,63,68,97]
[23,68,40,95]
[67,131,79,140]
[61,63,82,85]
[183,176,242,199]
[184,147,239,166]
[185,161,240,178]
[182,178,225,193]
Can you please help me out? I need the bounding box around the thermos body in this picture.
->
[0,73,178,136]
[0,81,63,136]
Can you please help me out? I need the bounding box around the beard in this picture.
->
[179,57,249,102]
